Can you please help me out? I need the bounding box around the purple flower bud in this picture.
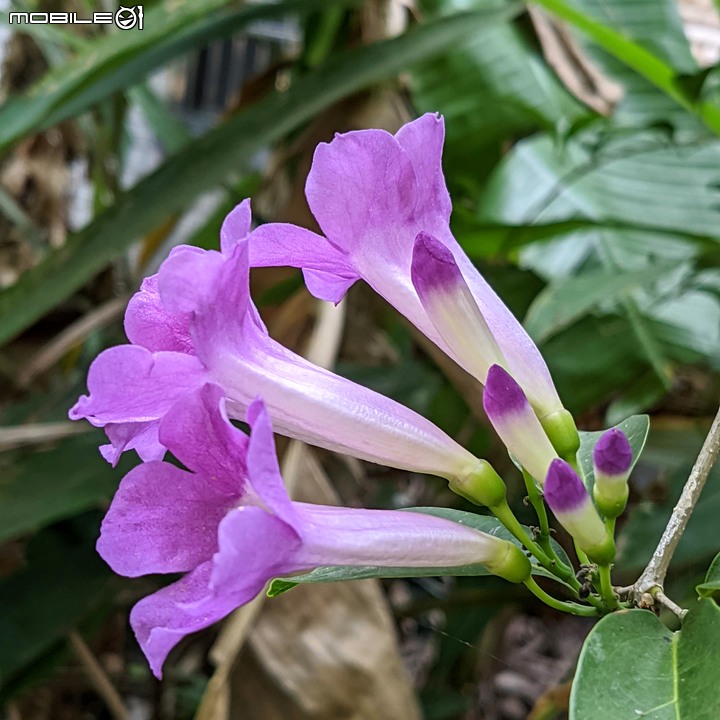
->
[593,429,633,518]
[411,232,507,385]
[544,458,588,514]
[483,365,557,483]
[594,429,633,477]
[544,459,614,564]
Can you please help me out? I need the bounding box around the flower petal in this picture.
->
[220,198,252,254]
[158,245,226,315]
[248,223,358,303]
[306,128,417,262]
[69,345,206,425]
[100,421,164,466]
[394,113,451,229]
[124,275,193,354]
[97,461,234,577]
[209,506,301,602]
[158,384,248,493]
[130,562,238,679]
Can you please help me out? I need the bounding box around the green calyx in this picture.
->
[594,482,629,519]
[449,460,507,508]
[584,534,616,566]
[540,408,580,461]
[485,540,532,584]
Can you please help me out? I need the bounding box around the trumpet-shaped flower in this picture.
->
[97,385,531,678]
[248,114,563,420]
[482,365,558,484]
[544,459,614,564]
[70,203,502,498]
[593,429,633,518]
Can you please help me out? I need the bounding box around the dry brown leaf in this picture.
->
[528,6,623,116]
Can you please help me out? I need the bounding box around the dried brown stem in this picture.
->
[632,406,720,608]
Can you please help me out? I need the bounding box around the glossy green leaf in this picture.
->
[570,600,720,719]
[525,264,674,342]
[0,6,519,346]
[697,552,720,598]
[0,431,132,544]
[577,414,649,492]
[267,507,572,597]
[411,0,583,180]
[481,131,720,241]
[0,0,351,155]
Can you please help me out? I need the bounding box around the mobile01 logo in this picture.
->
[9,6,144,31]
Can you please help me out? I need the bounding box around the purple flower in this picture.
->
[544,459,614,564]
[593,429,633,518]
[482,365,558,484]
[98,385,530,678]
[70,202,495,493]
[248,114,563,419]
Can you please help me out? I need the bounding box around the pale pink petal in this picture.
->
[124,275,193,354]
[69,345,206,425]
[158,384,247,494]
[395,113,451,229]
[130,562,238,679]
[97,461,235,577]
[220,199,252,254]
[306,128,417,262]
[100,421,164,466]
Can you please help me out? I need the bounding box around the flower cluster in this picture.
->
[72,114,635,678]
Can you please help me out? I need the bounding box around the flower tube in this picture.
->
[482,365,558,484]
[544,459,615,564]
[97,385,531,677]
[248,114,567,425]
[593,429,633,518]
[70,203,504,503]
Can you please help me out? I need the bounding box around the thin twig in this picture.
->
[18,295,128,387]
[0,421,90,452]
[632,406,720,606]
[67,631,130,720]
[653,589,688,620]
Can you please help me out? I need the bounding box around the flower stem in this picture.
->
[522,470,574,580]
[598,564,618,610]
[491,499,551,567]
[524,578,600,617]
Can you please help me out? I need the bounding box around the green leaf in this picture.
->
[525,264,675,342]
[411,0,584,181]
[0,0,349,156]
[0,524,112,687]
[481,131,720,242]
[570,600,720,719]
[577,414,649,492]
[267,507,571,597]
[696,552,720,598]
[0,431,131,544]
[0,5,519,347]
